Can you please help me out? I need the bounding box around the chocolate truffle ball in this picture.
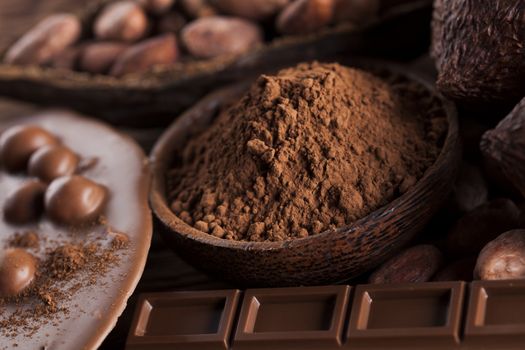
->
[4,180,46,224]
[0,248,37,297]
[0,125,59,172]
[28,145,79,182]
[45,175,108,225]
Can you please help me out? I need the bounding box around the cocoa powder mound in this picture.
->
[169,62,445,241]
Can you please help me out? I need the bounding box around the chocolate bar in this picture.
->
[127,281,525,349]
[234,286,350,350]
[464,280,525,349]
[127,289,241,350]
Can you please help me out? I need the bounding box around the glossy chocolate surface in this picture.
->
[234,286,350,350]
[28,144,79,182]
[127,289,240,350]
[45,175,108,225]
[0,125,58,172]
[465,280,525,349]
[0,248,36,297]
[123,281,525,349]
[0,111,152,350]
[3,179,46,224]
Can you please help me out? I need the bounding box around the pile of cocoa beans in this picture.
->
[3,0,378,77]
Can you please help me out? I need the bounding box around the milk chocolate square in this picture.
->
[233,285,350,350]
[464,280,525,349]
[126,289,241,350]
[346,281,465,349]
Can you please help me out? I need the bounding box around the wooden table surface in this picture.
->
[0,1,228,348]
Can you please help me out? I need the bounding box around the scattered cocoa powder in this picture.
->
[8,231,39,249]
[168,62,446,241]
[0,234,126,338]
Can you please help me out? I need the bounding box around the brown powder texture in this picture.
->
[169,62,445,241]
[8,231,39,249]
[0,238,124,338]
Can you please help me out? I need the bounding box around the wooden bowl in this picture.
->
[150,61,460,287]
[0,0,432,127]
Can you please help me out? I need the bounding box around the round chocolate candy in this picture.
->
[28,145,79,182]
[45,175,108,225]
[0,125,59,172]
[0,248,37,297]
[4,180,46,224]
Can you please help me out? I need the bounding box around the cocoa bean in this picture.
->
[446,198,521,257]
[276,0,335,35]
[179,0,217,18]
[475,229,525,280]
[209,0,289,21]
[110,34,178,77]
[433,257,476,282]
[181,16,263,59]
[4,14,81,66]
[79,42,128,74]
[50,47,82,71]
[136,0,175,15]
[94,1,148,42]
[451,162,488,213]
[368,245,443,284]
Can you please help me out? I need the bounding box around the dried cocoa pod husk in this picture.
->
[431,0,525,107]
[474,229,525,280]
[446,198,521,257]
[0,0,432,126]
[369,245,443,284]
[481,97,525,198]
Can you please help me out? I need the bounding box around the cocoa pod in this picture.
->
[79,42,128,75]
[181,16,263,59]
[333,0,379,24]
[368,245,443,284]
[209,0,289,21]
[94,1,148,42]
[451,162,488,213]
[4,14,81,66]
[481,97,525,198]
[446,198,521,257]
[110,34,178,77]
[475,229,525,280]
[433,257,476,282]
[276,0,335,35]
[431,0,525,106]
